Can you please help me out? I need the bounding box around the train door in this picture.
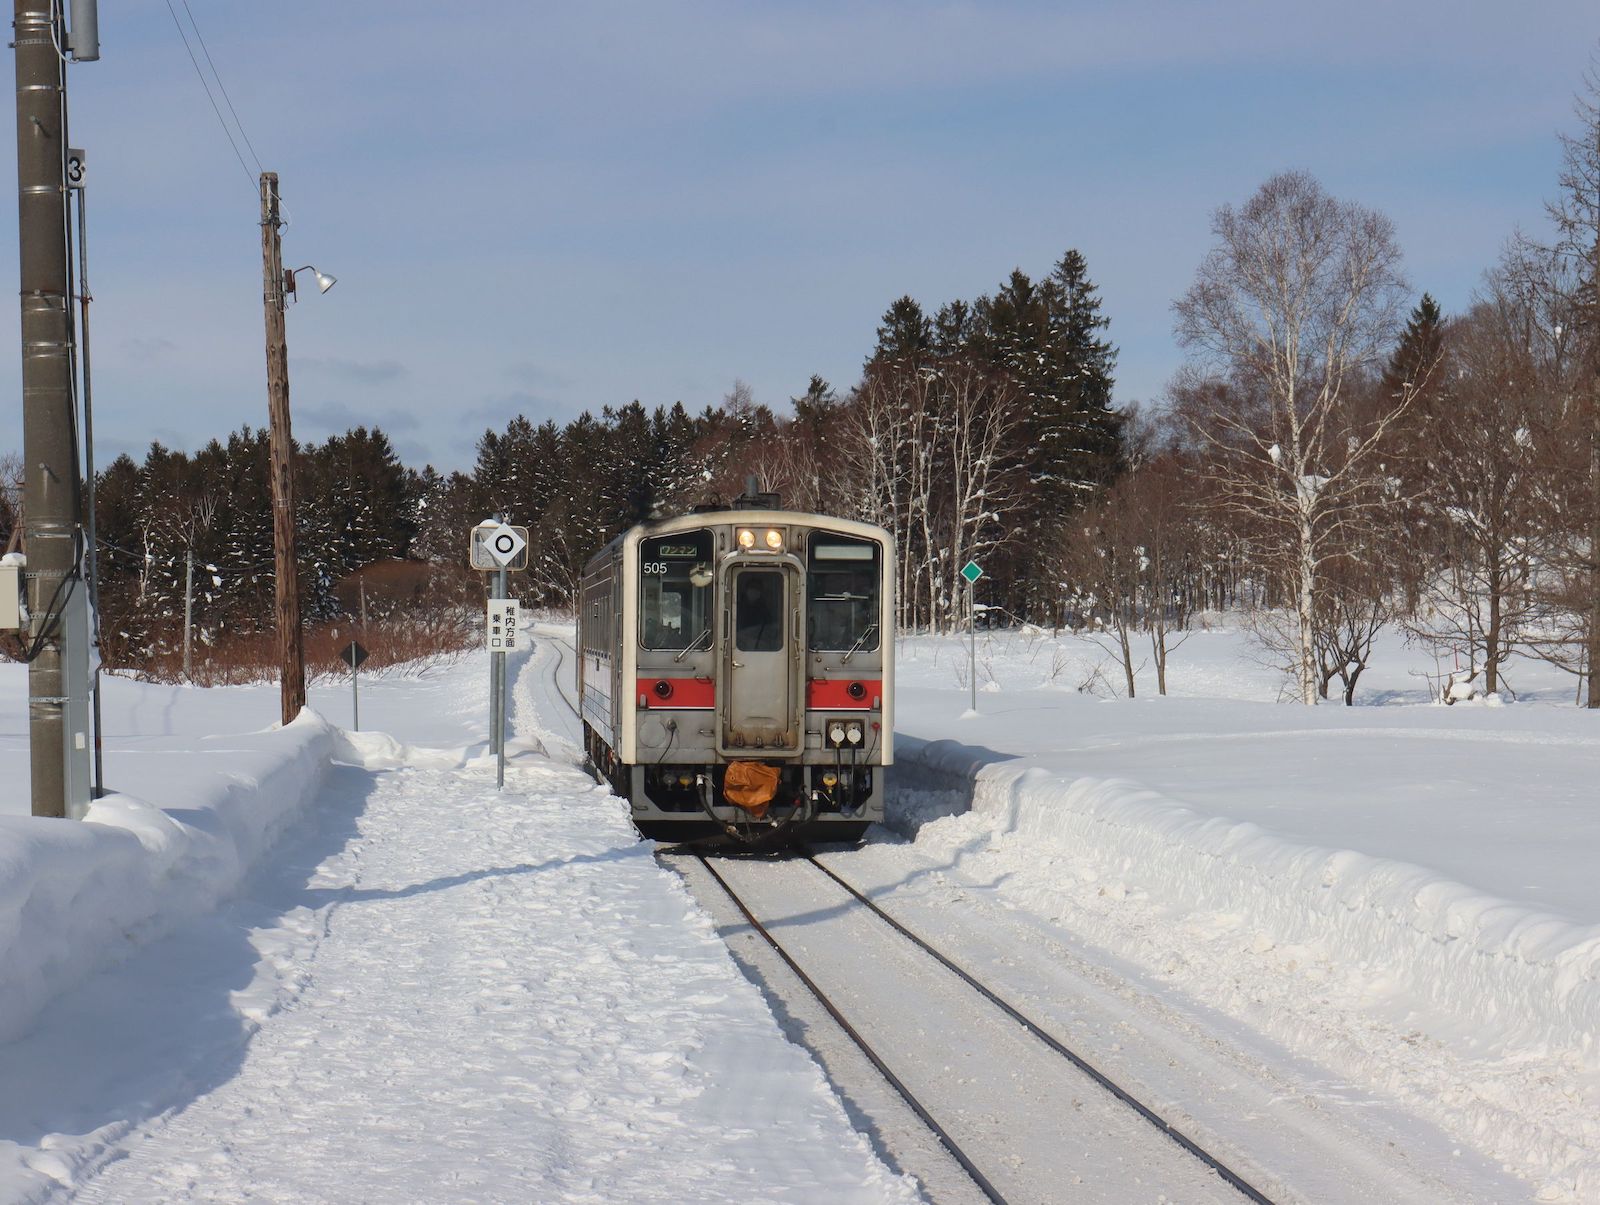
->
[720,563,803,754]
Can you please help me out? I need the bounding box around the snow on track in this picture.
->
[815,843,1527,1204]
[706,855,1242,1205]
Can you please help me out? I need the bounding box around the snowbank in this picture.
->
[0,710,337,1044]
[896,734,1600,1067]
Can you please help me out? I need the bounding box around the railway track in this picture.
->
[670,848,1280,1205]
[543,632,583,719]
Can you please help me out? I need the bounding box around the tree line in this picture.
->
[4,73,1596,706]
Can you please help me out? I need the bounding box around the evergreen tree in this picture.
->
[873,296,933,366]
[1382,293,1447,409]
[969,250,1122,620]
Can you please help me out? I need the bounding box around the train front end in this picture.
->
[580,509,894,843]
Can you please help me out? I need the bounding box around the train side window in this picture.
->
[640,530,713,651]
[808,536,880,651]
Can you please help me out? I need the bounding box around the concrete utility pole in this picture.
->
[14,0,88,817]
[259,172,306,727]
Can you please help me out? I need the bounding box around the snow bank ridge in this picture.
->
[900,737,1600,1067]
[0,711,337,1045]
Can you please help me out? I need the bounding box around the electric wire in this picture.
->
[178,0,265,177]
[162,0,256,195]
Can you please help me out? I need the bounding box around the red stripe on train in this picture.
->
[637,677,716,708]
[806,679,880,710]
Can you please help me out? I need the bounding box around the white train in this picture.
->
[578,497,894,843]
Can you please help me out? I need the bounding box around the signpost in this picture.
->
[470,521,529,571]
[472,519,528,789]
[961,559,983,713]
[341,640,367,731]
[487,598,521,652]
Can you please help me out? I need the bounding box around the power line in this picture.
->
[178,0,265,177]
[162,0,255,194]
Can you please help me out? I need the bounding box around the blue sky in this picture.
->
[0,2,1595,473]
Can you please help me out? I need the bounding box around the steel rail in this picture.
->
[684,851,1009,1205]
[802,852,1279,1205]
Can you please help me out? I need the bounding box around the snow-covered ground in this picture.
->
[0,619,1596,1202]
[0,652,918,1203]
[882,625,1600,1202]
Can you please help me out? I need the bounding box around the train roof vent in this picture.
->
[733,476,780,510]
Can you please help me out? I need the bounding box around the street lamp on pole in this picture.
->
[285,265,337,297]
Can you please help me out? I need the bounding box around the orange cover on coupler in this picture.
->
[723,762,780,817]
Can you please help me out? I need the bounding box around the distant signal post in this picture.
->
[962,559,983,713]
[472,520,529,788]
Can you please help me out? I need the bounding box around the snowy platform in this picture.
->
[0,652,917,1203]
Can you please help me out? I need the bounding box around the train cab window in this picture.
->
[640,530,712,651]
[808,536,880,651]
[734,570,784,652]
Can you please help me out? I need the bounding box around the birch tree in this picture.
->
[1173,171,1412,704]
[1543,64,1600,705]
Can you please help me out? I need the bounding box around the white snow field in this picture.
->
[0,619,1595,1202]
[879,625,1600,1203]
[0,651,919,1204]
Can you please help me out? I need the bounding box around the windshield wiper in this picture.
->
[841,622,879,664]
[673,628,712,662]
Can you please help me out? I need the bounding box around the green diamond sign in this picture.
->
[960,559,983,584]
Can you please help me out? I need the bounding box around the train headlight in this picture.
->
[737,528,756,549]
[763,529,783,550]
[846,723,863,745]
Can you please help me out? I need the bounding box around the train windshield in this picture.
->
[807,536,881,651]
[640,530,713,651]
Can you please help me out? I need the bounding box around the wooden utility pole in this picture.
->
[260,172,305,726]
[15,0,81,816]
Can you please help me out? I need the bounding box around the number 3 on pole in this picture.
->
[66,148,86,190]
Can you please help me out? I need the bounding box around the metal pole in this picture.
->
[182,547,193,680]
[73,172,103,796]
[969,578,976,713]
[356,575,365,730]
[487,520,499,758]
[487,595,499,756]
[260,172,305,727]
[496,563,508,788]
[15,0,82,817]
